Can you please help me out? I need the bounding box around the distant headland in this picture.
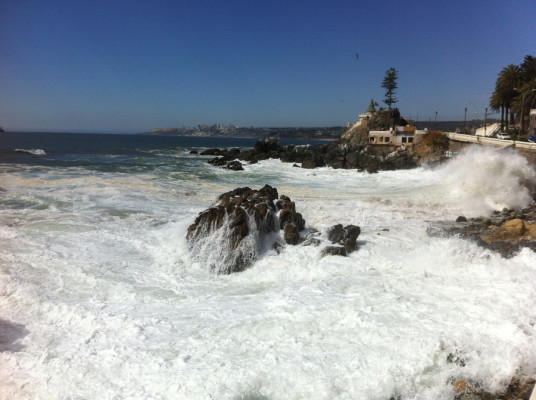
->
[145,125,346,140]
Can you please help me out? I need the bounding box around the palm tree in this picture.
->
[489,90,505,130]
[497,64,522,129]
[511,78,536,136]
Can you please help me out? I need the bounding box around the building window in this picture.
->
[370,137,374,142]
[408,137,413,143]
[402,137,407,143]
[385,137,390,143]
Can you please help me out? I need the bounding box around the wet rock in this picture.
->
[326,224,361,254]
[224,160,244,171]
[187,185,306,273]
[283,223,300,245]
[278,196,305,233]
[321,245,347,257]
[202,136,418,172]
[428,203,536,258]
[456,216,468,223]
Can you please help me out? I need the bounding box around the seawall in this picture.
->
[446,132,536,166]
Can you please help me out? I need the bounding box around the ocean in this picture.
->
[1,131,535,400]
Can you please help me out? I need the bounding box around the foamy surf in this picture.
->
[0,134,535,400]
[14,148,46,155]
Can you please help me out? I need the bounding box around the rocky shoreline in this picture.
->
[450,376,535,400]
[200,135,420,172]
[186,185,361,274]
[192,134,536,399]
[428,202,536,258]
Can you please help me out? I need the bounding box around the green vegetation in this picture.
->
[381,67,399,110]
[421,131,449,149]
[490,55,536,136]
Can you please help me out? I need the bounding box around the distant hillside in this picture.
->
[148,128,179,135]
[143,125,346,140]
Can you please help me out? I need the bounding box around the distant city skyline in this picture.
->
[1,0,535,133]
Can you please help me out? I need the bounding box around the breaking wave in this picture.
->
[14,148,46,156]
[436,146,536,216]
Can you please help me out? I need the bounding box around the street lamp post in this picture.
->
[484,107,488,136]
[464,107,467,134]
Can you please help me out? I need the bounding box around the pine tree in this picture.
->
[381,68,399,110]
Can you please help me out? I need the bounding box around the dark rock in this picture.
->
[202,128,417,172]
[200,148,226,156]
[326,224,361,254]
[342,225,361,253]
[427,203,536,258]
[456,216,468,223]
[278,197,305,231]
[283,223,300,245]
[208,157,227,167]
[189,150,198,154]
[321,246,347,257]
[254,137,282,153]
[327,224,345,243]
[224,161,244,171]
[187,185,306,274]
[301,157,325,169]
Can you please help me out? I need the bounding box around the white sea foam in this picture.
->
[435,146,536,216]
[0,147,535,399]
[14,148,46,155]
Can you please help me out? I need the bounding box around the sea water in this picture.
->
[0,132,535,400]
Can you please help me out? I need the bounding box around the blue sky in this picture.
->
[1,0,535,132]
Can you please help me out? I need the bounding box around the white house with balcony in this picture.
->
[369,126,429,147]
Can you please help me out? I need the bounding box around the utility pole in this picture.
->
[484,107,487,136]
[464,107,467,134]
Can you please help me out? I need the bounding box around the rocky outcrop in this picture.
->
[201,137,418,172]
[427,203,536,257]
[187,185,365,273]
[321,224,361,257]
[186,185,305,274]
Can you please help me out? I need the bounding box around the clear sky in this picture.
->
[1,0,535,132]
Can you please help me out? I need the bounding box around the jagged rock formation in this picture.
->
[321,224,361,257]
[186,185,364,273]
[202,136,419,172]
[186,185,305,274]
[339,120,370,148]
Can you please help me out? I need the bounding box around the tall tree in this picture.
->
[520,55,536,81]
[489,55,536,134]
[511,78,536,135]
[497,64,522,129]
[381,67,399,111]
[489,90,505,130]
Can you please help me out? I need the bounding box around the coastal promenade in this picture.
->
[445,132,536,164]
